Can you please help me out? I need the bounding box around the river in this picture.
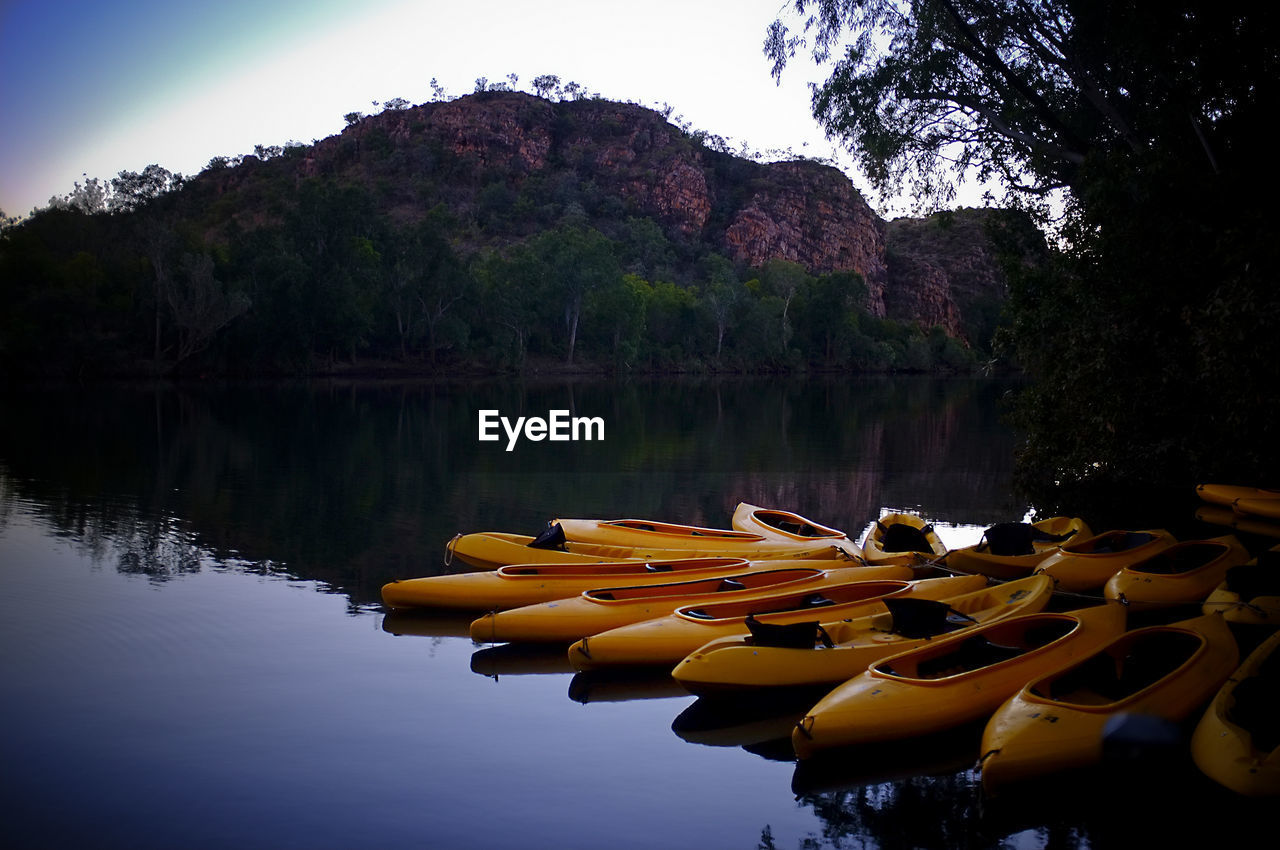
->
[0,377,1267,849]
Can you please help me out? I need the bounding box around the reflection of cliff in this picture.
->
[0,378,1019,605]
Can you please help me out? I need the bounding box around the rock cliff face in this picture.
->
[722,161,889,314]
[294,91,1021,339]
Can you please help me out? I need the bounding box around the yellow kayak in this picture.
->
[1103,535,1251,608]
[1202,545,1280,625]
[672,574,1055,694]
[980,612,1238,792]
[730,503,852,544]
[445,529,859,571]
[1235,497,1280,522]
[468,563,907,643]
[791,603,1128,759]
[567,573,985,671]
[1197,483,1280,507]
[1192,629,1280,796]
[945,517,1092,580]
[1033,529,1177,593]
[550,511,854,558]
[861,513,948,566]
[382,556,851,610]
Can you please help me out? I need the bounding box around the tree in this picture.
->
[699,255,742,362]
[529,226,621,364]
[167,252,250,362]
[109,165,181,213]
[768,2,1280,505]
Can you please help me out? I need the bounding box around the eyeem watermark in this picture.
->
[478,409,605,451]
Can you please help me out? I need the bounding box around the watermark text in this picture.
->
[478,409,605,451]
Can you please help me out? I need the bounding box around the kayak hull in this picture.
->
[1033,529,1177,593]
[980,613,1238,792]
[382,557,853,610]
[1192,629,1280,796]
[946,517,1091,581]
[468,564,905,643]
[861,513,948,566]
[672,574,1055,694]
[567,573,984,670]
[791,604,1128,759]
[730,503,851,544]
[446,530,858,571]
[1103,535,1251,608]
[1196,483,1280,507]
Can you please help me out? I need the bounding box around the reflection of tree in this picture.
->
[0,378,1023,607]
[795,772,985,849]
[113,515,203,581]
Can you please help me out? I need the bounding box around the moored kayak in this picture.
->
[567,573,987,671]
[1197,483,1280,507]
[550,512,854,558]
[446,529,859,571]
[382,557,852,610]
[1192,629,1280,796]
[730,503,851,543]
[979,612,1238,792]
[792,603,1128,758]
[1235,497,1280,522]
[1202,545,1280,625]
[672,574,1055,694]
[946,517,1091,581]
[1033,529,1177,593]
[1103,535,1251,608]
[468,563,908,643]
[861,513,947,566]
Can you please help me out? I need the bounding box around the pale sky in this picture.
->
[0,1,966,220]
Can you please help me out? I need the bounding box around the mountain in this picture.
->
[1,90,1041,378]
[267,91,1019,338]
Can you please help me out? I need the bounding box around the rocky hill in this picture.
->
[3,90,1041,378]
[223,91,1023,339]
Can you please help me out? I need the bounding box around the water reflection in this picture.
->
[471,643,576,678]
[567,669,690,703]
[381,608,476,638]
[0,378,1024,607]
[672,692,818,754]
[12,377,1143,849]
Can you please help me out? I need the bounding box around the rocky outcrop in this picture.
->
[884,209,1030,340]
[723,161,889,315]
[269,92,1024,338]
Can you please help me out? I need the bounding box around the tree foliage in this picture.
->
[770,2,1280,505]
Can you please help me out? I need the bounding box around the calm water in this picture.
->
[0,378,1267,849]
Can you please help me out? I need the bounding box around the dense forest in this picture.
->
[0,85,1025,381]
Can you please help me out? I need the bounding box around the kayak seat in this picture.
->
[745,614,835,649]
[800,594,834,608]
[718,578,747,591]
[979,522,1037,557]
[1131,542,1220,575]
[884,597,960,639]
[527,522,568,550]
[878,521,936,555]
[1224,562,1280,601]
[645,563,674,572]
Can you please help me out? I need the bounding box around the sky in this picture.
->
[0,0,952,220]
